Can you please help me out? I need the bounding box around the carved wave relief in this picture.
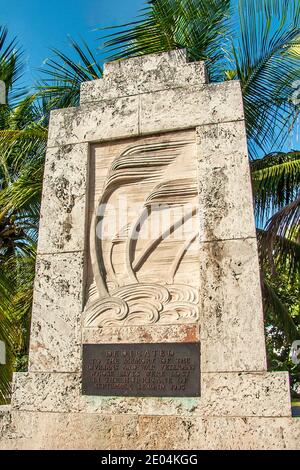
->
[84,283,199,327]
[84,138,200,327]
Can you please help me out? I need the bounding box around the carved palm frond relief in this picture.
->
[84,136,200,327]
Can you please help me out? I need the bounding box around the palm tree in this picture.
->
[0,32,102,402]
[252,149,300,395]
[0,26,47,402]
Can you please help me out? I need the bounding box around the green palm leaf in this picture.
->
[101,0,230,80]
[262,277,299,342]
[0,26,46,403]
[0,269,17,403]
[264,195,300,244]
[38,37,103,108]
[229,0,300,157]
[252,150,300,223]
[258,228,300,283]
[0,26,25,105]
[101,0,300,157]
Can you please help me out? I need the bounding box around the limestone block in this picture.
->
[285,419,300,449]
[0,410,39,449]
[0,436,33,450]
[140,81,244,134]
[80,49,207,104]
[0,406,31,449]
[29,253,84,372]
[137,416,300,450]
[195,417,298,450]
[12,373,81,413]
[82,324,200,344]
[48,96,139,147]
[49,82,244,148]
[198,372,291,418]
[5,411,139,450]
[199,238,267,372]
[80,372,290,418]
[12,370,290,420]
[196,121,256,241]
[3,50,294,452]
[3,412,298,449]
[38,143,88,254]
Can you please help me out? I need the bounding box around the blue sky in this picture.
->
[0,0,144,87]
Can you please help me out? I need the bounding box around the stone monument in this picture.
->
[0,50,299,449]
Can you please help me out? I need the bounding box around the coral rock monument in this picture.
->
[0,50,299,449]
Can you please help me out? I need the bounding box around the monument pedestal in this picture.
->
[1,50,299,449]
[1,395,300,449]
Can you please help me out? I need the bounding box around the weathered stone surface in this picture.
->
[48,96,139,147]
[198,372,291,418]
[3,49,296,452]
[81,372,291,418]
[138,415,300,450]
[197,417,300,450]
[0,406,31,448]
[140,82,244,134]
[1,411,299,449]
[82,324,200,344]
[12,373,80,412]
[11,371,291,419]
[49,82,243,148]
[199,238,267,372]
[1,411,139,450]
[80,50,207,104]
[0,406,11,433]
[197,121,256,241]
[136,373,290,418]
[285,418,300,449]
[29,253,84,372]
[38,143,88,254]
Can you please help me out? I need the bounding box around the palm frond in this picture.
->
[38,37,103,109]
[229,0,300,157]
[0,248,36,403]
[0,161,44,219]
[264,195,300,244]
[100,0,231,80]
[0,269,18,404]
[251,150,300,223]
[0,25,25,105]
[100,0,300,158]
[262,277,300,342]
[0,90,45,402]
[258,228,300,282]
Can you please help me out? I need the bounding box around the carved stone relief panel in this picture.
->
[84,130,200,328]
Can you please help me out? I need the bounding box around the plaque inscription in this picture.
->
[82,343,200,397]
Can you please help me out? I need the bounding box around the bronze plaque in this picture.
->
[82,343,200,397]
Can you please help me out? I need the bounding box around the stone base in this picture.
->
[1,408,299,450]
[9,371,294,417]
[0,370,299,450]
